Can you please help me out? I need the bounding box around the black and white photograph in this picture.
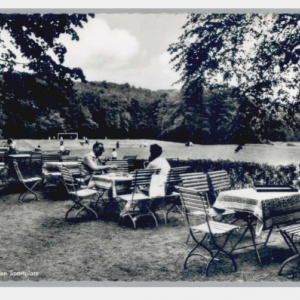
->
[1,2,300,292]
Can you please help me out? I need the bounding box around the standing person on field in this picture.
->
[112,148,118,160]
[60,140,64,152]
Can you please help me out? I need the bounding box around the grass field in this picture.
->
[0,138,299,283]
[4,139,300,166]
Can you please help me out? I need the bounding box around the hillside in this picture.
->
[1,72,300,143]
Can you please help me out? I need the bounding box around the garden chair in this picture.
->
[180,172,238,244]
[123,155,137,172]
[0,162,9,200]
[162,166,190,222]
[0,151,8,163]
[278,223,300,276]
[59,166,99,220]
[30,151,42,164]
[105,160,129,174]
[117,168,160,229]
[176,186,240,277]
[207,170,236,221]
[13,160,42,203]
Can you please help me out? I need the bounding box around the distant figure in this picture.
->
[85,137,89,145]
[189,141,193,146]
[185,141,189,147]
[112,148,118,160]
[35,145,42,152]
[235,144,243,153]
[48,137,51,140]
[143,141,148,147]
[60,140,64,152]
[60,136,63,141]
[116,141,120,149]
[6,138,17,154]
[53,136,56,140]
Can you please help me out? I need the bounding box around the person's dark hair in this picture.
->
[93,142,104,152]
[112,148,115,151]
[149,144,162,161]
[7,138,13,144]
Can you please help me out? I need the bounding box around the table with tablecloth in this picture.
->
[214,188,300,236]
[88,174,133,198]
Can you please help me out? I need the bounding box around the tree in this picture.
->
[168,13,300,145]
[0,14,93,86]
[0,13,94,137]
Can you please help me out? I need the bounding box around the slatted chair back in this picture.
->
[0,151,7,163]
[180,172,209,192]
[42,153,62,163]
[176,186,210,227]
[59,165,77,195]
[13,160,24,182]
[105,159,129,174]
[30,152,43,164]
[130,168,160,193]
[123,155,138,171]
[207,170,231,196]
[165,166,190,194]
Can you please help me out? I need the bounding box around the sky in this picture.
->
[59,13,188,91]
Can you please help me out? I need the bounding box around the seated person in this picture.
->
[35,145,42,152]
[6,138,17,154]
[147,144,170,179]
[81,142,117,183]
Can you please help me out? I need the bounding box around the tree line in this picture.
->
[1,71,299,143]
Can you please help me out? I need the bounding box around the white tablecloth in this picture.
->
[214,188,300,235]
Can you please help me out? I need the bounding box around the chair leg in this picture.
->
[206,232,237,277]
[19,181,40,203]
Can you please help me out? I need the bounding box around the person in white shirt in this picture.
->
[111,148,118,160]
[147,144,170,178]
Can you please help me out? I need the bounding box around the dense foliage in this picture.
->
[0,13,94,138]
[173,158,300,189]
[1,73,300,142]
[169,13,300,144]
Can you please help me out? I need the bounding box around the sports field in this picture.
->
[5,139,300,166]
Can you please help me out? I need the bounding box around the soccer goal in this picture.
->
[57,133,78,140]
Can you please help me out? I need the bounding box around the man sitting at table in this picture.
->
[81,142,117,183]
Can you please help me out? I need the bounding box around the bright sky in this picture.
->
[58,13,188,91]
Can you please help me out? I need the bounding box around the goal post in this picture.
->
[57,133,78,140]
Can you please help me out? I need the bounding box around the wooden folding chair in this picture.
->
[30,151,42,164]
[163,166,190,222]
[123,155,137,172]
[13,160,42,203]
[117,168,160,228]
[278,223,300,276]
[59,166,99,220]
[207,170,236,221]
[105,160,129,174]
[176,186,240,277]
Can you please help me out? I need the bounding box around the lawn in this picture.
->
[1,139,300,284]
[6,139,300,166]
